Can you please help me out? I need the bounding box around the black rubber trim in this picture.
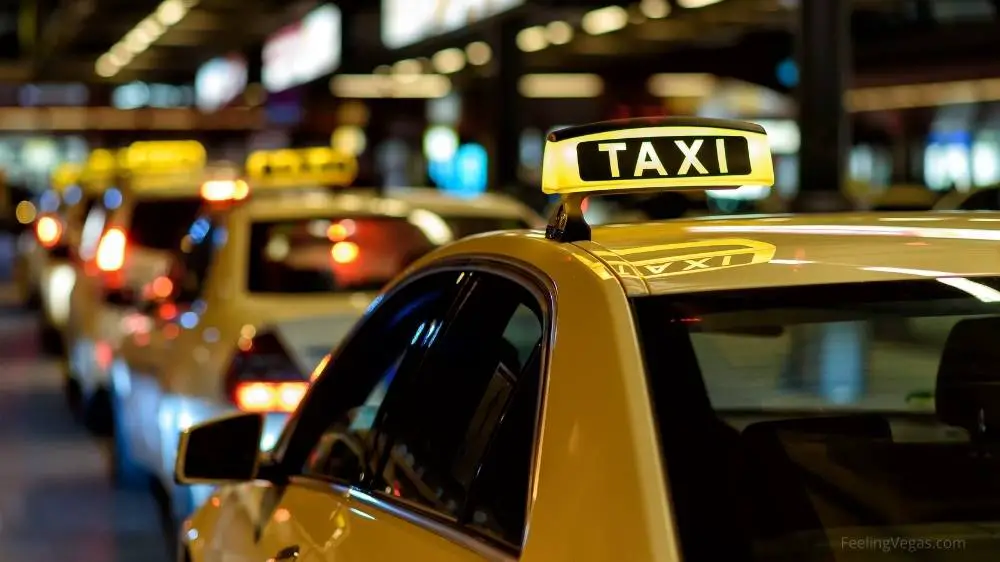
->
[547,117,766,142]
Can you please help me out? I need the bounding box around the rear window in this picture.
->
[128,198,203,250]
[248,215,528,294]
[633,279,1000,561]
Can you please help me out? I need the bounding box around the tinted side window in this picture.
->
[294,271,469,483]
[172,215,223,302]
[960,187,1000,210]
[368,272,545,548]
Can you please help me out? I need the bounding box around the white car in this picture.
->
[65,141,210,432]
[109,148,543,534]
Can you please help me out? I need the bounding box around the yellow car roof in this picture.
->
[578,212,1000,296]
[237,187,541,223]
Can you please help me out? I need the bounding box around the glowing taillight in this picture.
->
[96,227,127,272]
[234,381,308,413]
[225,331,310,413]
[36,216,63,248]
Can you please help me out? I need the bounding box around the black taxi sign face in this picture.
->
[541,117,774,196]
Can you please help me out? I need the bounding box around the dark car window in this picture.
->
[294,268,547,551]
[365,272,545,549]
[128,198,203,250]
[170,215,225,303]
[959,187,1000,210]
[247,215,530,294]
[633,278,1000,561]
[288,270,470,481]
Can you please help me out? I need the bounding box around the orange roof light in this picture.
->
[201,179,249,202]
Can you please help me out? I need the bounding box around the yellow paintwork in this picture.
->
[542,120,774,195]
[186,209,1000,562]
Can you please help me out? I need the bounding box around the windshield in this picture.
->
[128,198,203,250]
[248,215,528,294]
[633,278,1000,561]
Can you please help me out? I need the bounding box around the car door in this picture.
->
[243,266,550,562]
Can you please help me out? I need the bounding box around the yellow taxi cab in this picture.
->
[109,147,542,531]
[174,117,1000,562]
[65,141,211,432]
[14,163,80,350]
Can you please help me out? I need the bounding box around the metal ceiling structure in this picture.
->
[0,0,996,85]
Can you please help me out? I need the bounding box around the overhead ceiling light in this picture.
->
[465,41,492,66]
[582,6,629,35]
[156,0,187,26]
[518,74,604,98]
[640,0,671,18]
[516,26,548,52]
[124,30,152,53]
[138,17,165,39]
[95,54,119,78]
[647,73,717,97]
[432,48,466,74]
[330,75,451,99]
[545,21,574,45]
[677,0,725,8]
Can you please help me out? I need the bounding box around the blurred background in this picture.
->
[2,0,1000,228]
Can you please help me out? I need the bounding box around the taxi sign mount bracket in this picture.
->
[545,193,591,243]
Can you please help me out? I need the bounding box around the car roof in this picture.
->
[570,211,1000,296]
[238,186,540,222]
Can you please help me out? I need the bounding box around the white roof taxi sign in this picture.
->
[541,117,775,196]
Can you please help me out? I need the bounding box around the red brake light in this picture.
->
[225,332,310,413]
[96,227,127,272]
[234,381,308,413]
[36,216,63,248]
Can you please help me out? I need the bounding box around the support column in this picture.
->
[791,0,854,212]
[493,18,525,198]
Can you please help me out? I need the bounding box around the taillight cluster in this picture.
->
[96,227,127,272]
[224,332,310,414]
[35,215,63,249]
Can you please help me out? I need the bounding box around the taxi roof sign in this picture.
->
[119,141,207,174]
[541,117,774,196]
[51,163,82,191]
[246,147,358,188]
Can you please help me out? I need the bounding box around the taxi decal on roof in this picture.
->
[246,147,358,188]
[597,238,777,280]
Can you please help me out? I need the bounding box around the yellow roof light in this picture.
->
[542,116,774,196]
[245,147,358,189]
[119,140,207,174]
[201,179,250,202]
[51,163,83,191]
[541,116,775,242]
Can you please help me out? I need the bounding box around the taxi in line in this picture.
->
[65,141,213,432]
[177,117,1000,562]
[107,147,542,535]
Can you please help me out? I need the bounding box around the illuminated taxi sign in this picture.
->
[542,117,774,195]
[246,147,357,188]
[119,141,207,173]
[80,149,118,184]
[51,163,82,191]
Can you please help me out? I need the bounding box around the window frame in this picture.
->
[277,256,556,559]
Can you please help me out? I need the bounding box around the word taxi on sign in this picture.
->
[541,117,775,195]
